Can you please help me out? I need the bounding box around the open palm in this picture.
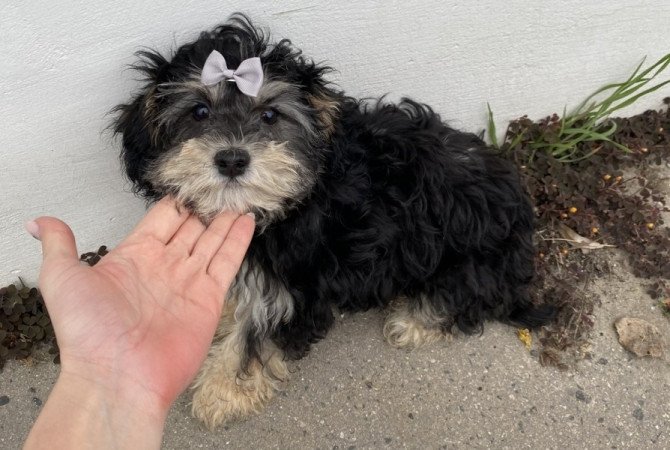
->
[32,197,255,407]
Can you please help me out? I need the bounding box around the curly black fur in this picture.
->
[113,14,554,368]
[256,97,555,358]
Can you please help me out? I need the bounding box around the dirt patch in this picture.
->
[0,247,107,369]
[499,98,670,368]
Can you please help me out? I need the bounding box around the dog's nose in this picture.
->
[214,149,250,178]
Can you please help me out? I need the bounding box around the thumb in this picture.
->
[26,217,79,263]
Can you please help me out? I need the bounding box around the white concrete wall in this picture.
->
[2,0,669,284]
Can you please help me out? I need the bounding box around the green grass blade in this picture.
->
[572,82,627,116]
[562,121,617,139]
[572,58,648,114]
[489,53,670,164]
[602,79,670,116]
[558,106,568,136]
[636,53,670,79]
[573,54,670,118]
[508,131,526,150]
[486,103,499,148]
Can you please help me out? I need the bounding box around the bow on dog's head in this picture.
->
[201,50,263,97]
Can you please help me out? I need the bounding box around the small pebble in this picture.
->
[0,395,9,406]
[575,390,591,403]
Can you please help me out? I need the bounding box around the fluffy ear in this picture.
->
[294,62,340,138]
[112,51,168,196]
[308,89,340,138]
[113,91,157,195]
[261,38,341,138]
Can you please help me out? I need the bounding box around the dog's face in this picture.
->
[114,16,338,224]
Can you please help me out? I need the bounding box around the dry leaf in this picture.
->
[553,223,616,251]
[662,298,670,314]
[517,328,532,350]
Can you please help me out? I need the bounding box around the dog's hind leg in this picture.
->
[383,296,452,349]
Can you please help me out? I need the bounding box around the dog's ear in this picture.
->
[295,62,340,138]
[308,89,340,138]
[113,92,156,193]
[112,51,168,195]
[263,40,341,139]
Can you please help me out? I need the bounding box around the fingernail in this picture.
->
[25,220,41,240]
[245,212,256,220]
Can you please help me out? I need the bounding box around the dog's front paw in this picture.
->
[191,351,288,428]
[191,371,272,428]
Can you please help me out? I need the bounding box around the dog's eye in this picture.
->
[192,104,210,121]
[260,109,279,125]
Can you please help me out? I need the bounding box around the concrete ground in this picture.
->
[1,258,669,449]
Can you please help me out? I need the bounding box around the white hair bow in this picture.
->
[200,50,263,97]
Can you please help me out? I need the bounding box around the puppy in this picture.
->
[113,14,554,428]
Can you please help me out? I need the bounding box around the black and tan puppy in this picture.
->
[114,14,554,427]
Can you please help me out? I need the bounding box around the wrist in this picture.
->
[26,369,169,450]
[58,352,179,412]
[57,364,172,421]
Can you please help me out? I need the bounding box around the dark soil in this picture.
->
[0,246,107,369]
[498,98,670,368]
[0,283,57,370]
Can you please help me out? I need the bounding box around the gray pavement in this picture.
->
[1,259,669,449]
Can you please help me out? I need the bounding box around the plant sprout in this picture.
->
[488,53,670,162]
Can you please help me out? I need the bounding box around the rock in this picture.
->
[614,317,664,358]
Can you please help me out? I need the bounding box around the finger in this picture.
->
[168,215,207,255]
[27,217,79,263]
[190,211,243,264]
[130,196,190,244]
[207,214,255,291]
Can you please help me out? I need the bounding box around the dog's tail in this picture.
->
[507,303,557,329]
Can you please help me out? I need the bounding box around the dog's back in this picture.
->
[260,97,552,356]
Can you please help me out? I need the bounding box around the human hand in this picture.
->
[27,197,255,411]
